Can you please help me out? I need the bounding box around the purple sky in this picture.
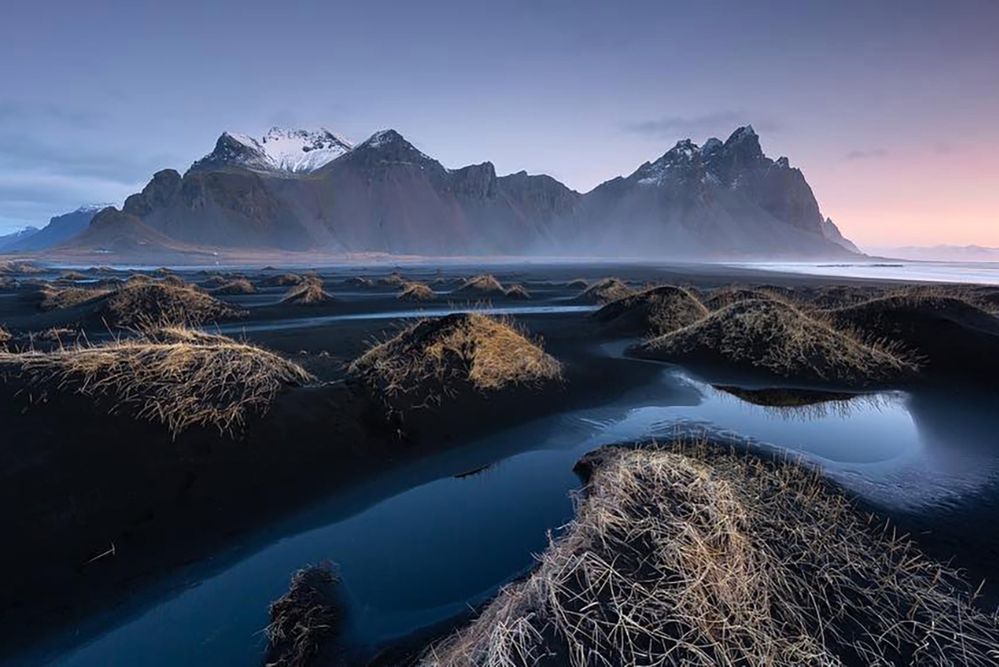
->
[2,0,997,247]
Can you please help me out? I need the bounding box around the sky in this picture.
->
[1,0,997,249]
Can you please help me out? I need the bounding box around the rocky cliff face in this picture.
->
[561,126,848,257]
[59,125,856,258]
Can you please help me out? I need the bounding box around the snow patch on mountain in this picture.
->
[198,128,353,173]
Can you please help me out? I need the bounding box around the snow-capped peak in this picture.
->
[195,128,353,174]
[259,127,353,172]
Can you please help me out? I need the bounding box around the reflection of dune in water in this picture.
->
[712,384,895,420]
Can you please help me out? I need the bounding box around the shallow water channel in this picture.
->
[40,345,999,666]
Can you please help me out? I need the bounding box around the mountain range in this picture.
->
[13,126,859,259]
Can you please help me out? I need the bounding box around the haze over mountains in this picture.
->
[14,126,859,260]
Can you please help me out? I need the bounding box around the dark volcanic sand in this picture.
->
[1,261,998,664]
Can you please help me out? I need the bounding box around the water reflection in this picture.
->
[44,370,999,667]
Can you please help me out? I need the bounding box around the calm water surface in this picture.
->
[42,359,999,666]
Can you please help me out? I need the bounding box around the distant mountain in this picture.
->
[557,126,853,258]
[0,226,40,251]
[60,207,210,257]
[52,126,856,259]
[190,127,353,174]
[3,204,109,252]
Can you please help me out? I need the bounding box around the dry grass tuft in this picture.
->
[504,284,531,300]
[260,273,306,288]
[58,271,88,281]
[454,274,506,296]
[0,326,10,348]
[344,276,374,288]
[566,278,589,289]
[378,271,407,287]
[349,313,562,412]
[703,285,797,310]
[0,326,312,436]
[398,281,435,302]
[159,274,189,288]
[576,277,635,304]
[595,285,708,337]
[635,298,915,386]
[423,442,999,666]
[211,278,257,295]
[100,282,243,328]
[265,564,341,667]
[39,285,111,311]
[281,277,333,305]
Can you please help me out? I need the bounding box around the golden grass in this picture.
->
[577,277,635,304]
[504,284,531,300]
[261,273,306,287]
[703,285,797,310]
[58,271,88,281]
[265,564,341,667]
[0,326,312,436]
[455,274,506,295]
[423,442,999,666]
[281,276,333,305]
[211,278,257,295]
[398,281,435,301]
[39,285,111,311]
[349,313,562,411]
[378,271,407,287]
[636,298,915,386]
[100,282,243,328]
[0,326,10,348]
[595,284,708,337]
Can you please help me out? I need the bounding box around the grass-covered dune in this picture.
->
[281,276,334,305]
[0,326,312,436]
[398,281,435,301]
[422,442,999,666]
[632,298,915,387]
[211,278,257,295]
[36,280,244,328]
[348,313,562,415]
[827,293,999,383]
[594,284,707,337]
[452,274,507,297]
[573,277,635,304]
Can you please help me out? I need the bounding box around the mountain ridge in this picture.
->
[37,126,858,259]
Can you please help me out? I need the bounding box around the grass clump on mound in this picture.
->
[423,442,999,666]
[260,273,305,288]
[264,564,342,667]
[594,284,707,337]
[398,281,435,301]
[703,285,792,310]
[634,298,914,386]
[349,313,562,412]
[101,282,243,328]
[575,277,635,304]
[39,285,111,311]
[211,278,256,295]
[0,326,312,436]
[281,277,334,305]
[504,284,531,300]
[453,274,506,296]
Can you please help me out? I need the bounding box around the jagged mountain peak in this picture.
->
[192,127,353,174]
[349,129,437,166]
